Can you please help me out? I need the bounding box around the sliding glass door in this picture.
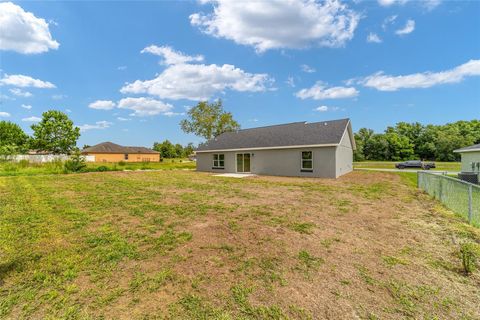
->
[236,153,251,173]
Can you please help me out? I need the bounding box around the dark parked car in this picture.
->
[395,160,436,170]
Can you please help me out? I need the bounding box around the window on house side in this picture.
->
[213,154,225,168]
[301,151,313,170]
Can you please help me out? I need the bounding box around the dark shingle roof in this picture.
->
[196,119,352,152]
[82,142,159,154]
[454,143,480,153]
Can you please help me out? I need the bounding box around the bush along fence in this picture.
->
[418,172,480,227]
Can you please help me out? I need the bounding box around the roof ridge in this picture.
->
[305,118,350,125]
[236,118,349,132]
[235,121,306,132]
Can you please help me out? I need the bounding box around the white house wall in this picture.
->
[335,129,354,178]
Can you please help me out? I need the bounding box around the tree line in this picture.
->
[0,110,197,159]
[354,120,480,162]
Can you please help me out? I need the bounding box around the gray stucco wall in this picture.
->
[460,151,480,175]
[335,130,353,178]
[197,146,346,178]
[196,152,237,173]
[253,147,337,178]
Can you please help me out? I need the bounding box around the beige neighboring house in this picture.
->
[454,143,480,181]
[196,118,355,178]
[82,142,160,163]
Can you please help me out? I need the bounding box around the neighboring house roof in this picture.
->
[454,143,480,153]
[196,118,355,152]
[82,142,159,154]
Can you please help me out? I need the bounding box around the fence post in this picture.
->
[417,172,420,188]
[468,184,473,224]
[439,175,443,200]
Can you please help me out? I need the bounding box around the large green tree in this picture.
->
[0,121,29,151]
[30,110,80,154]
[153,140,176,158]
[363,134,389,161]
[180,100,240,140]
[385,132,414,161]
[353,128,374,161]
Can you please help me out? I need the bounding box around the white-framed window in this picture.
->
[213,153,225,168]
[301,151,313,171]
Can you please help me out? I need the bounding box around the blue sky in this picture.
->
[1,0,479,147]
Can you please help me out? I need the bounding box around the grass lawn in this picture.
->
[354,161,461,171]
[1,170,479,319]
[0,158,196,176]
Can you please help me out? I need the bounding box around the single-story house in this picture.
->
[82,142,160,162]
[454,143,480,179]
[196,118,355,178]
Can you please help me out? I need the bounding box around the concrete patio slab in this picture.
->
[213,173,257,178]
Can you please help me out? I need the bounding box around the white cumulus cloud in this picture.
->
[367,32,382,43]
[316,105,329,112]
[422,0,441,10]
[377,0,407,6]
[78,121,112,132]
[141,45,204,65]
[0,74,55,88]
[314,105,340,112]
[0,2,59,54]
[378,0,440,10]
[21,116,41,122]
[88,100,116,110]
[301,64,316,73]
[0,112,11,117]
[117,97,174,117]
[9,88,32,97]
[395,19,415,36]
[358,59,480,91]
[190,0,360,52]
[121,63,272,101]
[296,81,359,100]
[21,104,32,109]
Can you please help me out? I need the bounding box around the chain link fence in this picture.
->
[418,172,479,227]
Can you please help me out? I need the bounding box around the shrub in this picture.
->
[64,150,87,173]
[118,161,126,166]
[96,166,108,172]
[460,242,479,275]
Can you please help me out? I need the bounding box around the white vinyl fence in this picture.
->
[418,172,480,227]
[7,154,95,163]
